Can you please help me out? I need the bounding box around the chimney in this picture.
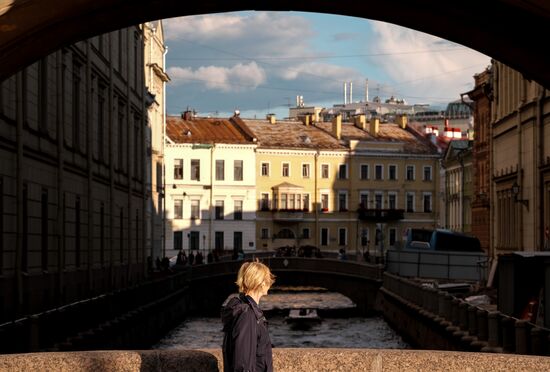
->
[332,114,342,139]
[365,79,369,102]
[267,113,276,124]
[444,118,449,130]
[343,82,347,105]
[301,114,311,127]
[397,114,408,129]
[182,110,193,120]
[369,117,380,135]
[349,82,353,104]
[354,114,367,130]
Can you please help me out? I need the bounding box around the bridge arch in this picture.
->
[0,1,549,87]
[185,258,382,316]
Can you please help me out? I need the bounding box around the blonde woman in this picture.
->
[221,260,275,372]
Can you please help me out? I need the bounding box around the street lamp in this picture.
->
[512,181,529,209]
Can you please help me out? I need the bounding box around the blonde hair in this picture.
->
[236,260,275,294]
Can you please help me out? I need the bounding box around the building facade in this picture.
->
[164,115,257,259]
[488,61,550,255]
[0,26,151,321]
[245,114,440,257]
[143,21,169,261]
[442,140,474,233]
[467,68,492,252]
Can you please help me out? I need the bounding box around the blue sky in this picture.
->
[163,11,489,119]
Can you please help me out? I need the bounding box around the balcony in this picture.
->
[357,208,405,222]
[272,208,306,222]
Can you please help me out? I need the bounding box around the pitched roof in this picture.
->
[166,116,255,144]
[242,119,346,150]
[314,121,438,154]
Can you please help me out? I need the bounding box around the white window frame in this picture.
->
[302,193,310,211]
[406,165,416,181]
[320,227,329,246]
[388,192,398,210]
[338,163,348,180]
[260,192,270,210]
[282,162,290,177]
[423,192,433,213]
[388,164,398,180]
[359,191,369,208]
[302,163,311,178]
[375,164,384,180]
[321,192,330,211]
[374,191,384,209]
[423,165,433,181]
[190,199,200,220]
[338,227,347,246]
[321,163,330,179]
[261,162,270,177]
[359,163,369,180]
[338,190,348,211]
[406,192,416,212]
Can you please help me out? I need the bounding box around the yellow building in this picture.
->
[243,114,440,258]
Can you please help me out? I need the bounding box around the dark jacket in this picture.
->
[221,294,273,372]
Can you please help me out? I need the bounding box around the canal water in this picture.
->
[154,288,409,349]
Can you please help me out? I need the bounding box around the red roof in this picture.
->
[166,116,255,144]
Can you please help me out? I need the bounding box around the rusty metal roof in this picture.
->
[242,119,346,150]
[166,116,255,144]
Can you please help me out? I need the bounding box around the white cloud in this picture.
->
[278,62,361,87]
[167,62,266,92]
[368,21,490,103]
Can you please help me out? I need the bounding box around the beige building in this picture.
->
[143,21,169,260]
[442,140,473,233]
[0,26,152,320]
[488,61,550,255]
[245,114,440,257]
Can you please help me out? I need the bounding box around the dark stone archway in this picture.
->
[0,1,549,86]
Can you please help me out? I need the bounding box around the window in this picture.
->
[191,200,200,219]
[282,162,290,177]
[261,228,269,239]
[321,193,329,211]
[261,162,269,176]
[424,166,432,181]
[234,200,243,220]
[303,194,310,211]
[339,228,347,246]
[173,231,183,251]
[302,228,310,239]
[280,193,287,209]
[215,231,224,250]
[389,165,397,180]
[375,165,383,180]
[41,188,48,271]
[302,164,310,178]
[406,165,415,181]
[72,61,81,150]
[338,164,347,179]
[360,193,369,208]
[360,164,369,180]
[321,164,329,179]
[375,194,383,209]
[389,228,396,247]
[216,160,224,181]
[215,201,224,220]
[174,159,183,180]
[191,159,200,181]
[174,200,183,219]
[189,231,200,250]
[234,232,243,251]
[423,193,432,213]
[234,160,243,181]
[406,193,415,212]
[321,228,329,246]
[338,192,347,211]
[388,194,397,210]
[260,193,269,211]
[361,228,369,247]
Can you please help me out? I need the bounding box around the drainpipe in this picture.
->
[161,44,168,258]
[516,104,523,251]
[209,144,214,254]
[314,151,319,249]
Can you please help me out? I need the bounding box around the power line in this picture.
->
[165,47,468,61]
